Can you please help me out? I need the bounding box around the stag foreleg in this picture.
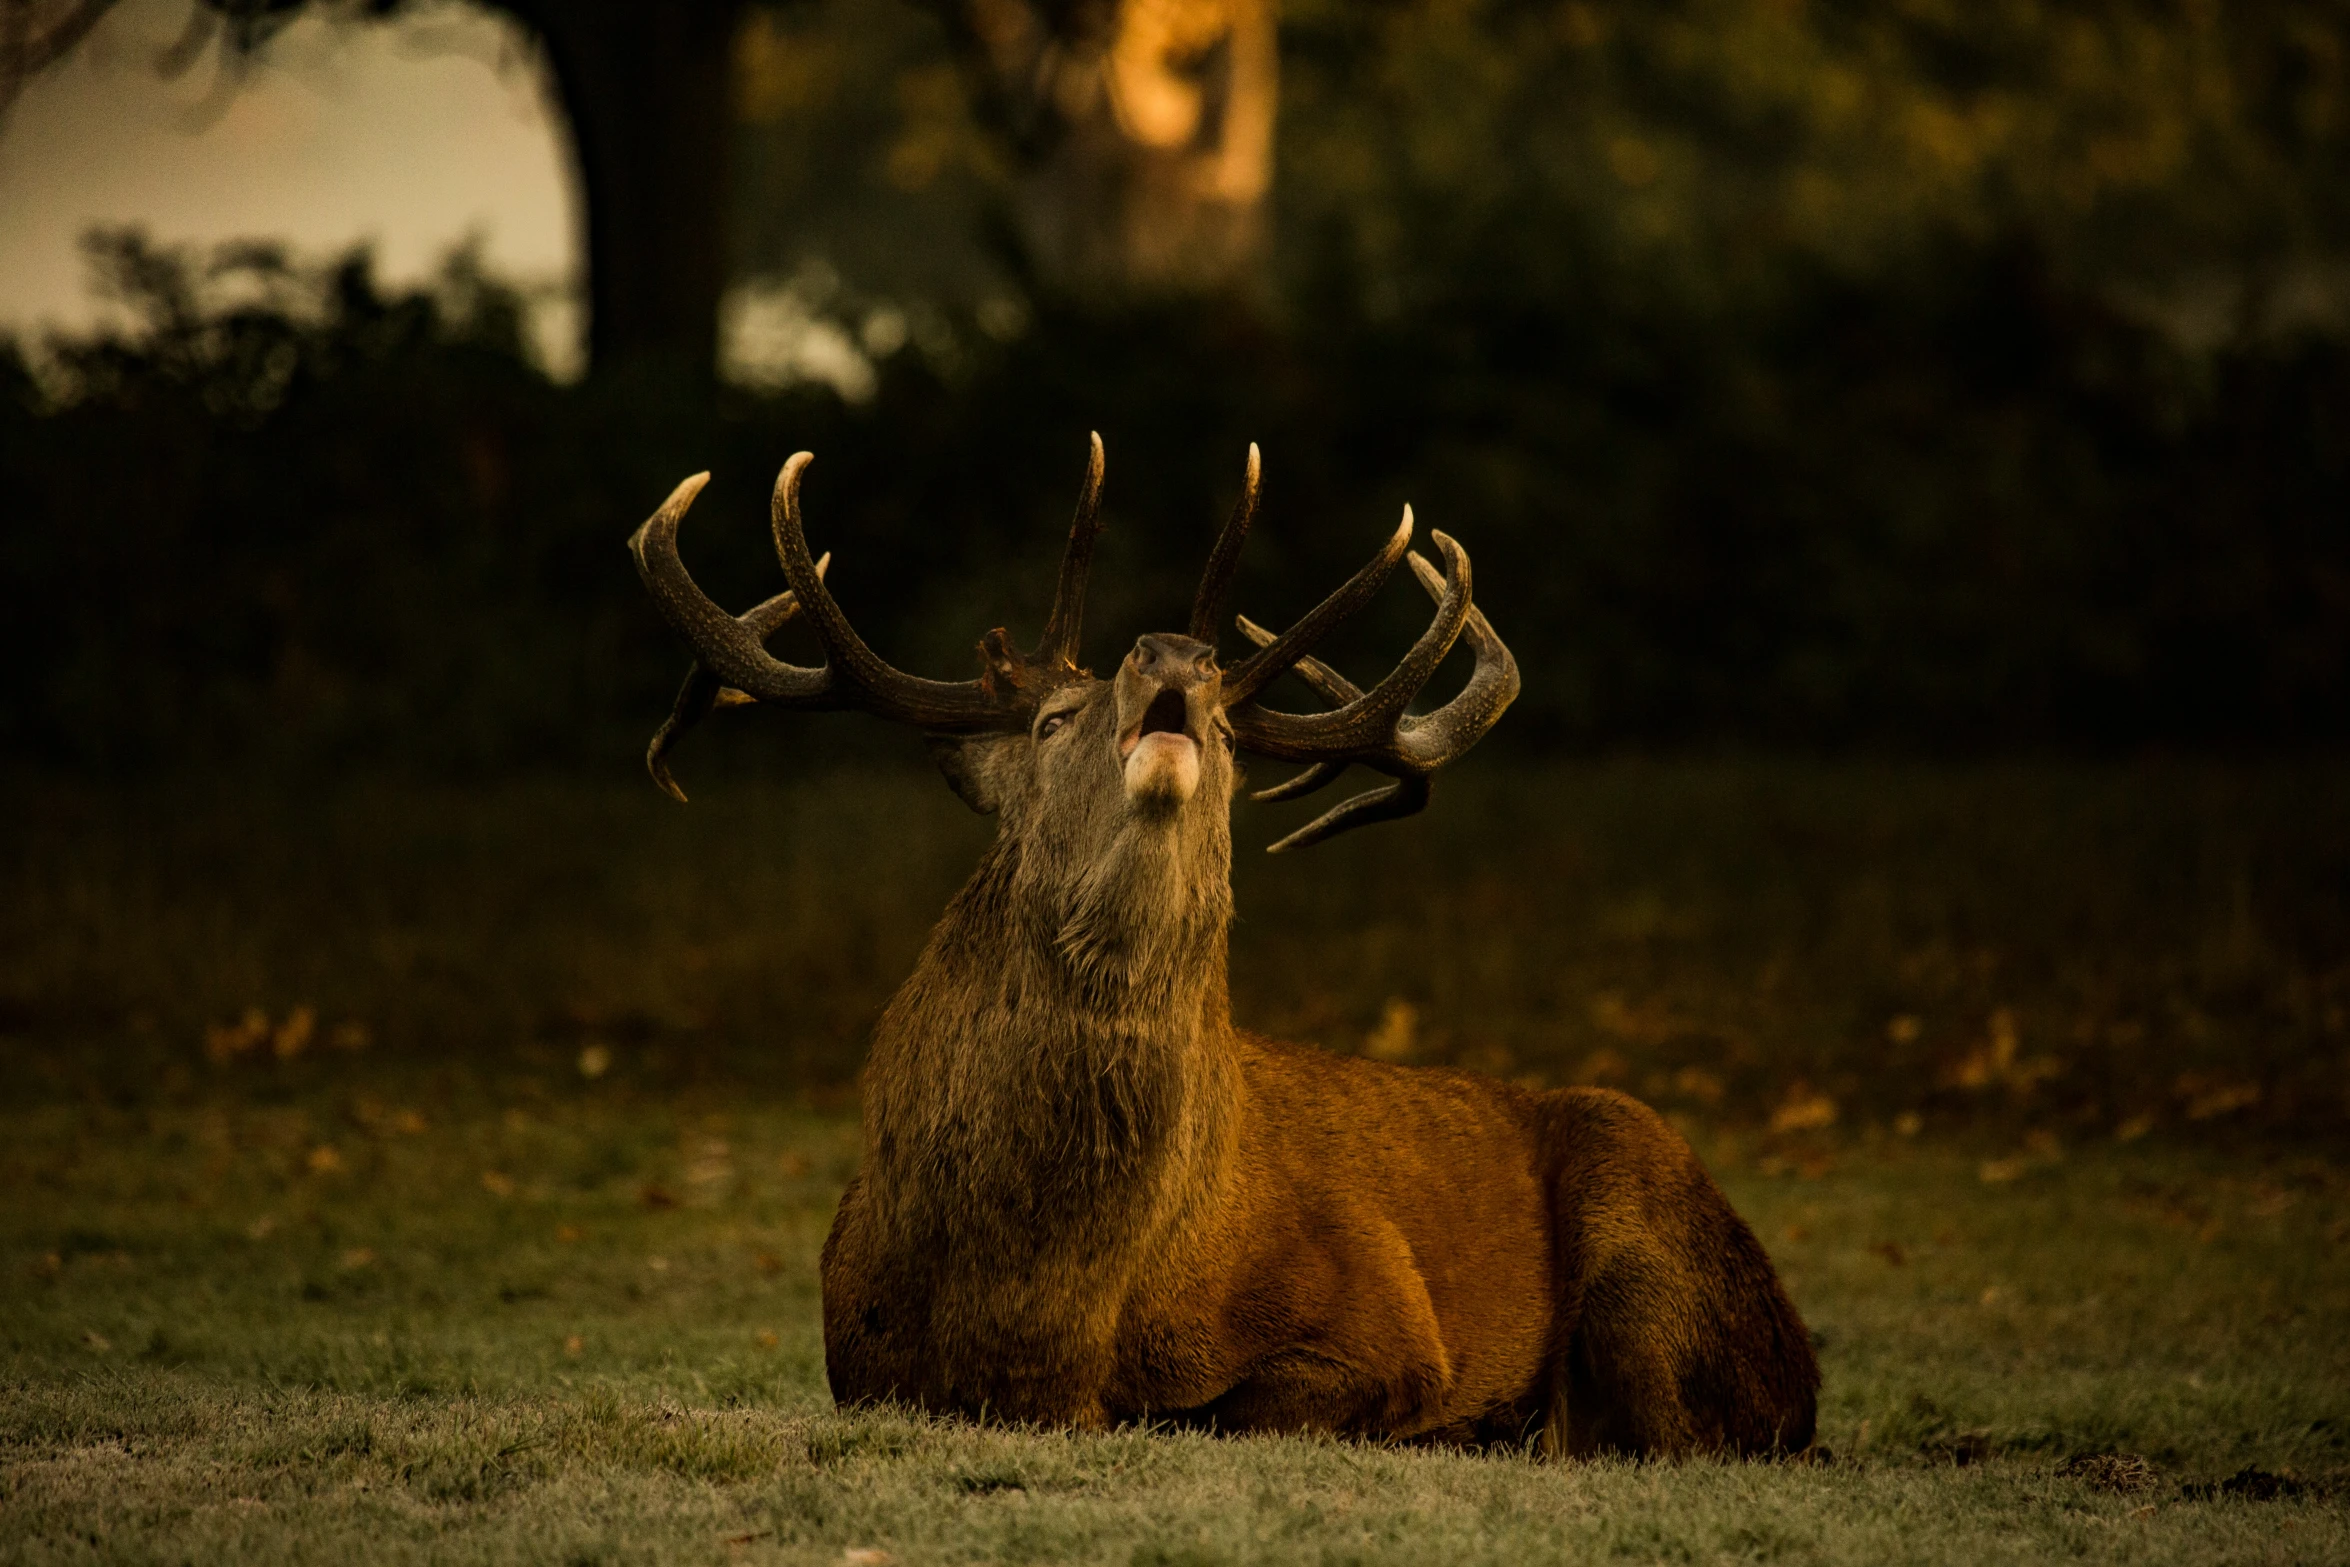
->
[1146,1211,1457,1439]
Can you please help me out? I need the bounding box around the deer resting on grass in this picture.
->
[629,438,1817,1456]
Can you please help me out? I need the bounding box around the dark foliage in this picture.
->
[3,226,2346,773]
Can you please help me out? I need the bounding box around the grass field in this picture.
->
[4,760,2348,1562]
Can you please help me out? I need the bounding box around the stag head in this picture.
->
[627,436,1519,866]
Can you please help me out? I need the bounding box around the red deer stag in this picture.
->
[629,438,1817,1455]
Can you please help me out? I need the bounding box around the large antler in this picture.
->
[644,557,826,803]
[629,435,1107,797]
[1227,535,1519,853]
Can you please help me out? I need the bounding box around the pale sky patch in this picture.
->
[0,0,580,369]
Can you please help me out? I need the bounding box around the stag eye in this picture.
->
[1036,712,1071,740]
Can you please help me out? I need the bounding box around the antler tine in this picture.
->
[1226,529,1518,851]
[1229,625,1352,805]
[629,472,831,704]
[1393,548,1520,772]
[1238,532,1475,751]
[1221,505,1412,707]
[769,453,1028,732]
[646,558,827,804]
[1188,442,1260,645]
[1264,777,1432,855]
[1032,431,1106,672]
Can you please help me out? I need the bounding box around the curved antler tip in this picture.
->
[646,751,690,804]
[1246,441,1261,475]
[663,471,712,510]
[813,550,832,577]
[777,450,815,487]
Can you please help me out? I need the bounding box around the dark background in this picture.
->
[1,1,2346,1144]
[4,0,2347,774]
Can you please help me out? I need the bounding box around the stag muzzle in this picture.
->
[1115,634,1225,808]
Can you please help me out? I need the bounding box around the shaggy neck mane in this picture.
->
[859,813,1238,1254]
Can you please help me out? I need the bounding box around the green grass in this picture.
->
[4,760,2349,1561]
[2,1079,2344,1564]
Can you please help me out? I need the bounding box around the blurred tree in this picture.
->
[0,0,755,380]
[4,0,1284,366]
[1278,0,2350,336]
[0,1,116,109]
[920,0,1277,293]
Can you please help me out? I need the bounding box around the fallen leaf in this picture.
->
[81,1329,110,1352]
[1364,997,1418,1062]
[778,1152,813,1178]
[756,1252,783,1275]
[329,1020,371,1051]
[272,1005,316,1061]
[1781,1224,1811,1243]
[641,1185,677,1211]
[481,1170,516,1198]
[1944,1008,2063,1093]
[204,1007,270,1064]
[556,1224,582,1243]
[2115,1113,2154,1142]
[1892,1112,1923,1137]
[305,1145,345,1176]
[563,1334,584,1357]
[1979,1157,2028,1184]
[1770,1086,1838,1134]
[577,1044,612,1080]
[2248,1187,2296,1218]
[756,1330,780,1349]
[246,1216,277,1241]
[340,1247,375,1269]
[1572,1046,1630,1085]
[2179,1078,2261,1121]
[1868,1240,1908,1267]
[1672,1066,1725,1105]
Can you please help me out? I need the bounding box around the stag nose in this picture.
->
[1130,633,1216,681]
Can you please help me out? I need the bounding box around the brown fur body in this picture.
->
[819,642,1818,1455]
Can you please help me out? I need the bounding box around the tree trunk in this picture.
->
[520,0,745,378]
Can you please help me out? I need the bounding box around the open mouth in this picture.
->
[1122,685,1195,759]
[1138,687,1189,742]
[1121,685,1202,805]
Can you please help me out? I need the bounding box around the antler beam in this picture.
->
[631,440,1115,799]
[1229,539,1519,852]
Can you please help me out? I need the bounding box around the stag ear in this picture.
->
[925,733,1015,814]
